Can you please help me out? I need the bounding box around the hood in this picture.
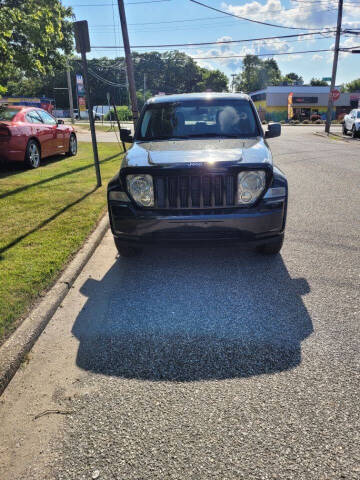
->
[124,137,272,168]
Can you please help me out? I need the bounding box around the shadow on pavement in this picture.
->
[72,247,313,381]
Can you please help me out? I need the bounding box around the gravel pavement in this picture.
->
[0,127,359,480]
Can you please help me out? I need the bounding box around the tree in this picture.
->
[310,77,328,86]
[3,51,229,108]
[343,78,360,92]
[282,72,304,85]
[196,69,228,92]
[233,55,282,93]
[0,0,73,93]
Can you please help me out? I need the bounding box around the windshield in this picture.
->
[0,106,19,121]
[137,99,260,141]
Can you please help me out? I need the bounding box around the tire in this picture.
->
[351,126,359,139]
[114,237,142,257]
[256,236,284,255]
[342,123,347,135]
[25,139,41,169]
[67,133,77,156]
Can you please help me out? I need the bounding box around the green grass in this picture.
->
[75,124,119,133]
[0,142,124,341]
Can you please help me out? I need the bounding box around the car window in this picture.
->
[138,99,259,140]
[26,110,43,124]
[0,106,19,121]
[37,110,57,125]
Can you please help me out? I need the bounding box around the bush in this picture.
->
[315,119,322,124]
[337,112,346,122]
[310,114,320,122]
[293,119,300,124]
[280,120,285,124]
[302,119,310,124]
[105,106,132,121]
[262,120,267,124]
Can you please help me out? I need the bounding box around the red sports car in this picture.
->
[0,105,77,168]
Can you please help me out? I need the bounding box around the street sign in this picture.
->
[322,77,331,82]
[331,89,340,101]
[74,21,91,53]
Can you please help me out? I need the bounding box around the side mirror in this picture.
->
[265,122,281,139]
[57,119,64,125]
[120,128,133,143]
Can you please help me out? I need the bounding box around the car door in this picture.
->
[37,109,60,155]
[346,110,355,130]
[25,110,53,157]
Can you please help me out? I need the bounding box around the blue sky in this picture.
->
[63,0,360,85]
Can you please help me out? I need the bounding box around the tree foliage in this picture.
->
[310,77,329,86]
[282,72,304,85]
[0,0,73,93]
[233,55,282,93]
[343,78,360,92]
[5,51,228,108]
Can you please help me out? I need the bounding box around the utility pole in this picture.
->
[66,62,75,124]
[117,0,139,127]
[74,20,102,187]
[325,0,343,134]
[231,74,236,93]
[143,73,147,104]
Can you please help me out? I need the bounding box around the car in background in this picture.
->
[0,105,77,168]
[108,92,287,257]
[343,109,360,138]
[73,108,103,121]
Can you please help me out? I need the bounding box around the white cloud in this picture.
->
[312,54,324,61]
[222,0,360,30]
[190,35,298,71]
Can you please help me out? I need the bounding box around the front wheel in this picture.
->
[351,126,359,139]
[256,236,284,255]
[25,140,41,169]
[114,237,142,257]
[67,133,77,156]
[342,123,347,135]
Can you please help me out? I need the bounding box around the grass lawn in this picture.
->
[0,142,123,342]
[74,124,118,133]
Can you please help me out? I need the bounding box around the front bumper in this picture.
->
[109,200,287,248]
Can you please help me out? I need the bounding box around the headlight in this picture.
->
[237,170,266,205]
[127,174,154,207]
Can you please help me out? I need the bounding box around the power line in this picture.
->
[192,46,358,60]
[90,30,336,49]
[189,0,331,31]
[88,68,127,86]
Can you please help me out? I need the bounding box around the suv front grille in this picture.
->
[153,174,236,209]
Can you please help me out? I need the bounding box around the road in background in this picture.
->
[0,127,359,479]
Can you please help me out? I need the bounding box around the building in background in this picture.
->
[0,96,55,113]
[250,86,360,122]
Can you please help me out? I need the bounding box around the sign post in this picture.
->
[74,20,101,188]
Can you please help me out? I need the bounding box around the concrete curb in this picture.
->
[0,215,109,396]
[313,131,351,143]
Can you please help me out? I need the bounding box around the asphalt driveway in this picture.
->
[0,127,359,479]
